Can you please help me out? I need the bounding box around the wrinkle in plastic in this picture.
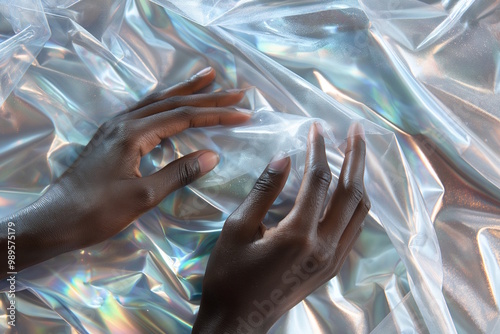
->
[0,0,499,333]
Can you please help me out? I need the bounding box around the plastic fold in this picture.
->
[1,1,499,333]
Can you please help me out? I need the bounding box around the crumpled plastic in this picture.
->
[171,106,337,215]
[1,0,499,333]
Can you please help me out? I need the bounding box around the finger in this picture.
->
[319,122,366,241]
[224,157,291,240]
[332,191,370,262]
[130,107,251,156]
[130,67,216,111]
[331,227,361,277]
[330,192,370,276]
[126,150,219,209]
[125,90,245,120]
[162,67,216,97]
[281,123,332,232]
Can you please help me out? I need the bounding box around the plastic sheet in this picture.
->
[0,0,50,107]
[168,107,336,214]
[1,0,499,333]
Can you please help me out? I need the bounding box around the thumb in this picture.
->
[130,150,219,209]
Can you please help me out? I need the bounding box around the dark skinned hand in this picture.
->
[192,123,370,333]
[1,68,370,334]
[0,67,249,276]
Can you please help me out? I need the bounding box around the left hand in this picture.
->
[50,68,249,249]
[0,67,250,275]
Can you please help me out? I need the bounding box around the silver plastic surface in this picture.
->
[1,1,499,333]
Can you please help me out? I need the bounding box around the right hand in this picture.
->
[193,122,370,333]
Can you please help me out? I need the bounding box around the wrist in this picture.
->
[0,182,89,275]
[29,180,92,251]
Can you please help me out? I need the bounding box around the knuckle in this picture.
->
[177,161,199,187]
[91,123,111,145]
[341,178,364,202]
[109,121,130,138]
[100,120,113,132]
[100,120,120,139]
[173,106,193,119]
[253,171,281,194]
[312,245,332,265]
[310,165,332,185]
[114,121,130,134]
[166,95,184,106]
[106,121,136,150]
[282,231,315,254]
[133,184,157,208]
[312,245,335,270]
[147,91,164,103]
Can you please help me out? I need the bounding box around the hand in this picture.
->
[0,67,250,275]
[193,123,370,333]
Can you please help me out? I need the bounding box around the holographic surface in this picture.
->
[0,0,499,333]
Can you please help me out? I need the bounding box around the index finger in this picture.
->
[132,107,251,156]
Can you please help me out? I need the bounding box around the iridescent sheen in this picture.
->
[1,0,499,333]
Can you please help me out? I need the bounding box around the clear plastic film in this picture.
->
[0,0,50,106]
[167,105,336,215]
[1,1,499,333]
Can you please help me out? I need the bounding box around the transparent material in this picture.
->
[0,0,50,106]
[169,107,336,214]
[1,0,499,333]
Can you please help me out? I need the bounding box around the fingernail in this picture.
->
[314,122,325,138]
[309,123,318,142]
[348,122,365,141]
[198,151,219,174]
[226,88,245,94]
[269,157,289,172]
[195,66,213,77]
[233,107,253,115]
